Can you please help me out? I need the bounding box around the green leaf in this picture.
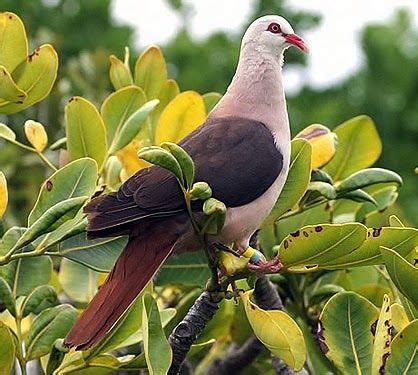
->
[202,198,227,234]
[336,168,402,193]
[0,12,28,72]
[134,46,167,99]
[157,251,210,287]
[189,181,212,201]
[109,99,159,153]
[109,54,133,90]
[0,44,58,114]
[0,122,16,141]
[380,246,418,307]
[85,282,153,358]
[262,139,312,228]
[101,85,146,144]
[311,169,333,184]
[46,339,69,375]
[49,137,67,151]
[399,293,418,321]
[161,142,195,190]
[371,295,392,374]
[142,293,172,375]
[338,189,378,205]
[0,276,15,314]
[276,223,367,271]
[138,146,183,183]
[356,186,399,222]
[318,292,379,374]
[59,232,127,272]
[0,65,26,102]
[0,322,16,375]
[385,320,418,374]
[15,196,87,250]
[389,215,404,227]
[65,96,107,169]
[58,258,98,303]
[21,285,57,317]
[0,227,52,297]
[307,181,336,200]
[242,290,306,371]
[26,304,77,360]
[202,92,222,113]
[323,227,417,269]
[323,115,382,181]
[29,158,98,226]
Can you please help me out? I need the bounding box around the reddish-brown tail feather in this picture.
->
[64,218,184,350]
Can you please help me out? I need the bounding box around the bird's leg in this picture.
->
[238,245,283,274]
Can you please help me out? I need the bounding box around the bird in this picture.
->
[64,15,308,350]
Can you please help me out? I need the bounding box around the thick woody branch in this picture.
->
[168,291,220,375]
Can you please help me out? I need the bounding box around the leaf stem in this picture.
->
[8,139,57,171]
[16,316,27,375]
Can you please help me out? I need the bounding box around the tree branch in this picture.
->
[168,291,220,375]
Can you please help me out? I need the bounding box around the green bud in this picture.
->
[189,181,212,200]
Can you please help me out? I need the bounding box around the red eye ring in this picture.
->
[267,22,282,34]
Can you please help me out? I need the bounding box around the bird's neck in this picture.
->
[210,43,290,142]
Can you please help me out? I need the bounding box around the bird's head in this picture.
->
[242,15,309,57]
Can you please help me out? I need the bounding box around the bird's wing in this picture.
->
[86,116,283,235]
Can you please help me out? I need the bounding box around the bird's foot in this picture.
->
[239,246,283,274]
[247,256,283,274]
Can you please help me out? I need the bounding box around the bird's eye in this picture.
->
[267,23,282,34]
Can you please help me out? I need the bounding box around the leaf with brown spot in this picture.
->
[371,295,392,374]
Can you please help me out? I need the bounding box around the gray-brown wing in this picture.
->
[86,116,283,235]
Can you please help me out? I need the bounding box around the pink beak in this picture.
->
[284,33,309,53]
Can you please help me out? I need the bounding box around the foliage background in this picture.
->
[0,0,416,227]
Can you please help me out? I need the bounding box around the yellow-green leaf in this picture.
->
[15,196,87,251]
[390,303,410,332]
[101,85,146,143]
[385,319,418,374]
[134,45,167,99]
[151,79,180,129]
[0,122,16,141]
[65,96,107,169]
[0,44,58,114]
[58,258,98,303]
[261,139,312,228]
[138,146,183,183]
[142,293,172,375]
[276,223,367,271]
[109,54,133,90]
[0,12,28,72]
[110,99,159,153]
[0,322,15,374]
[380,246,418,307]
[28,158,98,226]
[241,290,306,371]
[319,292,379,374]
[155,90,206,144]
[202,92,222,113]
[323,115,382,181]
[24,119,48,152]
[372,295,393,374]
[0,171,7,218]
[296,124,337,169]
[323,227,417,269]
[0,65,26,103]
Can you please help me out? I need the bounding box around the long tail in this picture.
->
[64,218,183,350]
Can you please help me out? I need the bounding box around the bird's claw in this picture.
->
[247,256,283,274]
